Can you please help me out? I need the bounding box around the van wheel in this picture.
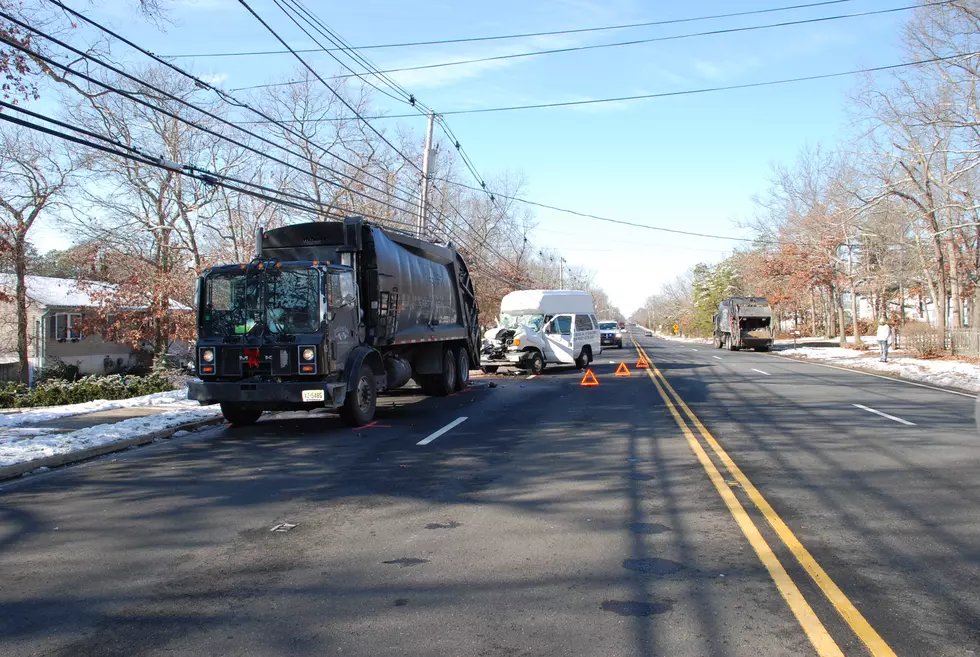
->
[220,402,262,428]
[340,363,376,426]
[421,347,456,396]
[455,348,470,390]
[526,350,545,375]
[575,347,591,369]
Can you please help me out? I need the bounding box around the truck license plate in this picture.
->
[302,389,325,402]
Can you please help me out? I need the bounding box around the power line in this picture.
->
[235,0,423,174]
[230,1,937,92]
[230,49,980,124]
[271,0,412,106]
[319,50,980,118]
[166,0,862,58]
[283,0,429,113]
[42,0,424,211]
[436,178,781,245]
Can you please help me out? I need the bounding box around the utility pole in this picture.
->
[416,111,435,239]
[559,256,565,290]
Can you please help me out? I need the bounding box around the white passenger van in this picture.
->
[480,290,601,374]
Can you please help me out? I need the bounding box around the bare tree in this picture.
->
[0,127,82,383]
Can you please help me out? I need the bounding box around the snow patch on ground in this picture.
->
[652,334,714,345]
[775,345,980,394]
[0,406,222,468]
[0,388,200,428]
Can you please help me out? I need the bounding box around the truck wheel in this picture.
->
[755,346,770,353]
[455,348,470,390]
[526,350,545,375]
[422,347,456,396]
[575,347,591,369]
[340,363,376,426]
[220,402,262,428]
[715,335,723,349]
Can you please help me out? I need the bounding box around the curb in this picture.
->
[0,416,225,482]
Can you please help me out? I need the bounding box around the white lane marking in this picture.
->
[751,368,771,376]
[692,348,699,352]
[417,416,469,445]
[526,374,536,380]
[852,404,916,426]
[769,352,976,399]
[712,356,723,361]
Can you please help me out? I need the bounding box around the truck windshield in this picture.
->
[500,313,545,331]
[599,322,618,331]
[200,268,321,338]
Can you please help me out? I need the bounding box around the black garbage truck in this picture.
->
[187,217,480,426]
[712,296,774,352]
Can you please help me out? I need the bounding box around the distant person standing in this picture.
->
[876,318,892,362]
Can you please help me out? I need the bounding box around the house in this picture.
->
[0,274,192,382]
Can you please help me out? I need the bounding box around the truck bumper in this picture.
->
[188,380,347,409]
[481,351,529,368]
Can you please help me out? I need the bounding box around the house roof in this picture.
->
[0,274,191,311]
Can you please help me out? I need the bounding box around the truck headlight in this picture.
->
[201,349,214,363]
[301,347,316,362]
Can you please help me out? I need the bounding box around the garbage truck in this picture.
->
[187,217,480,426]
[712,296,774,351]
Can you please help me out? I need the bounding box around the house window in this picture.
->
[51,313,83,341]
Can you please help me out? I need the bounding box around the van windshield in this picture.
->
[500,313,545,331]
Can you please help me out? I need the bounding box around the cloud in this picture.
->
[199,72,229,86]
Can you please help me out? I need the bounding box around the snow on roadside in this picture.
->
[0,406,222,469]
[651,333,713,345]
[774,345,980,394]
[0,388,201,429]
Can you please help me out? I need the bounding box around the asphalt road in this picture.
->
[1,330,978,656]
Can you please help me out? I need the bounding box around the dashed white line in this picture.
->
[526,374,537,380]
[751,368,771,376]
[417,416,469,445]
[692,348,699,352]
[852,404,916,426]
[712,356,723,361]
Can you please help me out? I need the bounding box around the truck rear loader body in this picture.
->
[187,217,479,426]
[713,297,774,352]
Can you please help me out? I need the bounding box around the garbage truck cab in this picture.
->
[480,290,601,375]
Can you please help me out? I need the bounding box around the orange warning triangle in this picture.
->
[636,356,649,369]
[615,362,631,376]
[580,369,600,386]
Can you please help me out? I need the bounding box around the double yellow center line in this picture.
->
[632,339,897,657]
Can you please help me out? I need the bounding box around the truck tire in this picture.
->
[455,348,470,391]
[421,347,456,396]
[525,350,545,375]
[220,402,262,428]
[755,346,770,353]
[575,347,591,369]
[727,336,739,352]
[715,335,723,349]
[340,363,377,426]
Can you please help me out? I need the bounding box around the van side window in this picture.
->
[550,315,572,335]
[589,314,598,330]
[575,315,593,332]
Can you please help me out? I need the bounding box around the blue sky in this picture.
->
[37,0,912,314]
